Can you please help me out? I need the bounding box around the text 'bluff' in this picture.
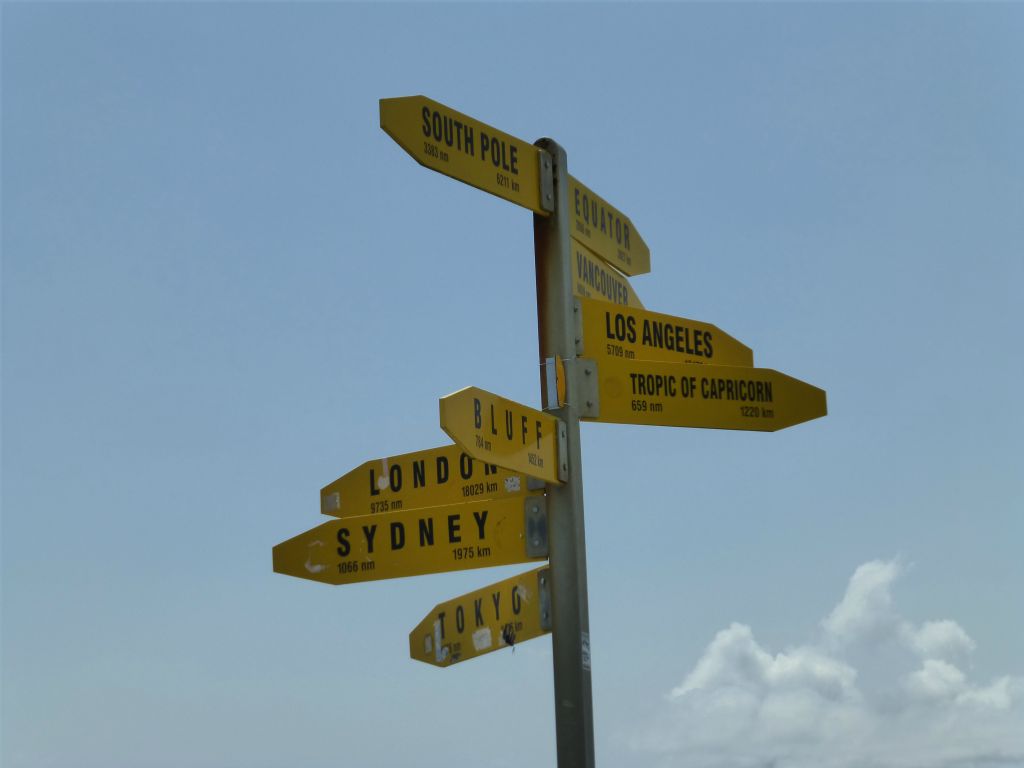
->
[474,399,544,448]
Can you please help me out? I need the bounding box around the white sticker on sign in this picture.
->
[472,628,493,651]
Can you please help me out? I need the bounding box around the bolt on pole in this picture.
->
[533,138,596,768]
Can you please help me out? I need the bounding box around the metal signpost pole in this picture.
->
[533,138,596,768]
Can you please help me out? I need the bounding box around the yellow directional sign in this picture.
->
[410,567,551,667]
[273,496,547,586]
[380,95,551,214]
[320,444,530,518]
[568,175,650,276]
[584,358,826,431]
[440,387,564,485]
[573,240,644,308]
[578,297,753,367]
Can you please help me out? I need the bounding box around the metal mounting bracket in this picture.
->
[573,298,584,357]
[574,358,600,419]
[557,419,569,483]
[524,496,549,558]
[537,567,553,631]
[538,149,555,214]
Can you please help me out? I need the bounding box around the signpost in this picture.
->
[440,386,566,485]
[273,496,548,586]
[320,444,529,518]
[534,139,596,768]
[410,566,551,667]
[274,93,829,768]
[577,296,753,367]
[582,357,827,431]
[567,175,650,276]
[380,95,553,214]
[573,240,644,308]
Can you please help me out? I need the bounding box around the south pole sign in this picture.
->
[273,94,828,768]
[380,95,553,214]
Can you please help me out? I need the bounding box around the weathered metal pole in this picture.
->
[533,138,596,768]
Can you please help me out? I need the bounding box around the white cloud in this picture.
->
[670,623,858,704]
[905,658,967,699]
[821,559,901,646]
[901,619,976,662]
[632,559,1024,768]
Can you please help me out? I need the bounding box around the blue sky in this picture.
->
[3,4,1023,767]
